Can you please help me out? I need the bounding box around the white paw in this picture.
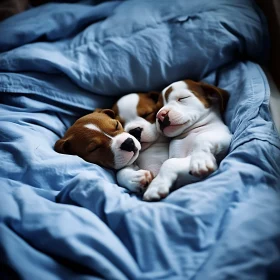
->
[128,170,154,193]
[143,178,170,201]
[189,153,217,177]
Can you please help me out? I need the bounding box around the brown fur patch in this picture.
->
[184,80,211,108]
[184,80,229,113]
[164,86,173,102]
[112,103,125,126]
[137,92,162,123]
[157,92,164,109]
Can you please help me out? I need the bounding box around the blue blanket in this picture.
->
[1,0,280,279]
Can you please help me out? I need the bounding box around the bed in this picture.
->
[1,0,280,279]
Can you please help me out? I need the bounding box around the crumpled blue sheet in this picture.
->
[0,0,280,279]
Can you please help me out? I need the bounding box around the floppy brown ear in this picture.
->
[199,82,229,113]
[54,138,72,154]
[94,108,116,118]
[111,104,124,125]
[148,91,160,103]
[101,109,115,118]
[148,91,164,111]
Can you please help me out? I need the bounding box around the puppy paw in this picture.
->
[143,179,170,201]
[129,170,154,193]
[189,153,217,177]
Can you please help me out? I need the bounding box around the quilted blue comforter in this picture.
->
[1,0,280,279]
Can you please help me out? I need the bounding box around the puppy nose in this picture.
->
[157,109,171,131]
[128,127,143,141]
[157,109,169,122]
[120,137,137,152]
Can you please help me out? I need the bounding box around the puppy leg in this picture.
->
[188,131,231,177]
[189,151,217,177]
[117,165,153,193]
[143,157,197,201]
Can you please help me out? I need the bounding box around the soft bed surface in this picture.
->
[0,1,280,279]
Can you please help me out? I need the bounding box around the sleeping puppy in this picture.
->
[54,109,141,170]
[112,92,169,193]
[143,80,232,201]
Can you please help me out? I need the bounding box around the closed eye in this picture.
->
[142,112,154,119]
[115,121,120,130]
[178,96,190,102]
[88,145,101,153]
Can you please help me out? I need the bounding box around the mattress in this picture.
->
[0,1,280,279]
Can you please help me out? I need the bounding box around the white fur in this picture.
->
[117,93,139,121]
[143,81,232,201]
[85,123,113,139]
[118,94,159,144]
[157,83,208,138]
[116,165,153,193]
[115,93,169,192]
[162,80,188,103]
[111,133,141,170]
[84,123,101,132]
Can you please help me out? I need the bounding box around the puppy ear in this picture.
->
[94,108,116,118]
[199,82,229,113]
[111,104,125,125]
[101,109,115,119]
[54,138,72,154]
[148,91,160,103]
[111,103,119,116]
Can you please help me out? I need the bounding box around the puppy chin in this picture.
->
[161,121,191,137]
[128,149,140,165]
[162,126,183,137]
[114,149,139,169]
[140,132,159,143]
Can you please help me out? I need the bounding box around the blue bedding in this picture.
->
[1,0,280,279]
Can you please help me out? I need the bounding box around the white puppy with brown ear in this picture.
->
[112,92,169,193]
[143,80,232,201]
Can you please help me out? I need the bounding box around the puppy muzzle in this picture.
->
[128,127,143,142]
[158,115,171,131]
[120,137,138,153]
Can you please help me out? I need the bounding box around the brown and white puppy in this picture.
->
[54,109,141,170]
[143,80,232,201]
[112,92,170,193]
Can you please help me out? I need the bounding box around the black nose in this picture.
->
[120,137,137,152]
[128,127,143,141]
[158,115,171,131]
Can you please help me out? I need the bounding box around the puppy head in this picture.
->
[157,80,229,137]
[112,91,163,149]
[54,109,141,170]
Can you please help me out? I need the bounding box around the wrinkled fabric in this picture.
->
[0,0,280,279]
